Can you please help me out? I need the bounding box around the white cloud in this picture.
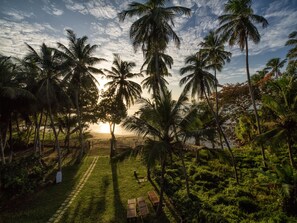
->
[3,9,34,21]
[42,0,64,16]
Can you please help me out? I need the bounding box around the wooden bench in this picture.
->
[127,198,137,222]
[137,197,149,217]
[147,191,160,208]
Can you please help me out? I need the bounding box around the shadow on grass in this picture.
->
[111,161,125,222]
[62,175,110,222]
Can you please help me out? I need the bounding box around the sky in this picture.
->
[0,0,297,133]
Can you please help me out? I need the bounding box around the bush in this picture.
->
[0,155,47,197]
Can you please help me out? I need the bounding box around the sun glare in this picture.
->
[98,123,110,134]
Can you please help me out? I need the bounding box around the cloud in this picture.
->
[42,0,64,16]
[3,9,34,21]
[0,19,66,58]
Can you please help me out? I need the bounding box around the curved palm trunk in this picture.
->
[214,69,224,150]
[75,89,84,159]
[204,91,239,183]
[245,37,267,168]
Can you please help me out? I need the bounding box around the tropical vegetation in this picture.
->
[0,0,297,222]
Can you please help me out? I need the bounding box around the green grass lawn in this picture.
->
[0,146,175,223]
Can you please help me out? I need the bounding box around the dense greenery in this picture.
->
[1,0,297,222]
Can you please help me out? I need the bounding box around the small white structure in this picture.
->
[56,171,62,183]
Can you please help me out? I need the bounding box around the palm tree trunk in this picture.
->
[8,114,13,163]
[0,134,6,165]
[287,133,295,169]
[245,37,267,168]
[46,84,62,172]
[179,150,190,196]
[41,113,48,151]
[157,154,167,215]
[204,91,239,183]
[75,89,84,160]
[109,122,116,158]
[214,69,224,150]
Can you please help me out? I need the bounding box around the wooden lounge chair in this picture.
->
[147,190,160,208]
[127,198,137,222]
[137,197,149,217]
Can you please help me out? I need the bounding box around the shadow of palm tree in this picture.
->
[111,161,125,222]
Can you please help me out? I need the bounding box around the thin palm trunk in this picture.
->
[0,133,6,164]
[41,113,48,151]
[8,114,13,163]
[204,91,239,183]
[179,150,190,196]
[47,83,62,171]
[109,122,116,157]
[214,69,224,149]
[245,37,267,168]
[287,133,295,169]
[157,154,167,215]
[75,89,84,159]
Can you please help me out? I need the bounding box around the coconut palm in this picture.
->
[286,31,297,61]
[119,0,190,96]
[199,31,232,149]
[123,90,188,215]
[24,43,66,173]
[141,51,173,97]
[265,58,287,78]
[199,31,231,115]
[180,53,239,183]
[57,30,105,158]
[0,56,35,164]
[217,0,268,167]
[104,54,142,108]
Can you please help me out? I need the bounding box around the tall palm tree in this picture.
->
[265,58,287,78]
[104,54,142,108]
[217,0,268,167]
[141,51,173,98]
[123,90,188,215]
[0,56,35,164]
[286,31,297,61]
[57,30,105,158]
[199,31,232,115]
[199,31,232,149]
[119,0,190,96]
[24,43,66,173]
[180,53,239,183]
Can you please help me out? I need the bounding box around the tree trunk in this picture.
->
[214,69,224,150]
[75,89,84,160]
[287,133,295,169]
[41,113,48,152]
[157,155,166,215]
[179,150,190,197]
[0,125,8,165]
[109,122,116,158]
[46,86,62,172]
[204,92,239,183]
[245,37,267,168]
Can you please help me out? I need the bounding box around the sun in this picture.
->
[98,123,110,134]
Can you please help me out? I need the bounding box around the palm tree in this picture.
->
[0,56,35,164]
[123,90,188,215]
[217,0,268,167]
[265,58,287,78]
[24,43,66,173]
[57,30,105,158]
[199,31,232,149]
[104,54,142,108]
[180,53,239,183]
[199,30,232,115]
[260,76,297,169]
[141,51,173,98]
[119,0,191,96]
[286,31,297,61]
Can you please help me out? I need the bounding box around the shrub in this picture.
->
[0,155,47,197]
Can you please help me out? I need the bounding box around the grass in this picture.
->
[0,143,174,223]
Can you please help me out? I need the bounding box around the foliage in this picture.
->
[0,155,46,196]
